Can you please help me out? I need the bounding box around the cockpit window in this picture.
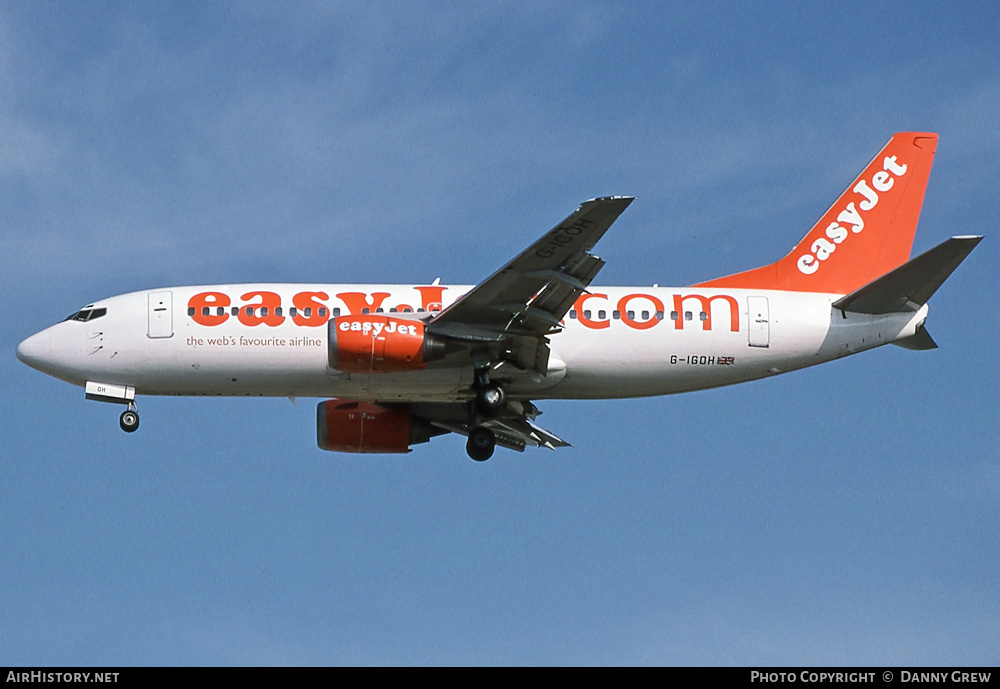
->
[64,307,108,322]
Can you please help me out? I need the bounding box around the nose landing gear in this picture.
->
[84,382,140,434]
[119,403,139,433]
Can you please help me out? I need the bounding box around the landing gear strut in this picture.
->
[119,402,139,433]
[467,357,504,461]
[473,358,506,418]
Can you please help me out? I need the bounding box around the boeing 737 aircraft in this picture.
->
[17,132,981,460]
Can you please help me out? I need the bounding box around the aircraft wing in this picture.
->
[418,197,633,454]
[427,196,634,344]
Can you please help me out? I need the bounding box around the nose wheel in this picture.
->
[119,403,140,433]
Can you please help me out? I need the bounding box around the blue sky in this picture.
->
[2,1,998,665]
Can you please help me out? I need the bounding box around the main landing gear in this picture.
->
[466,359,506,462]
[119,402,139,433]
[476,382,505,417]
[466,426,496,462]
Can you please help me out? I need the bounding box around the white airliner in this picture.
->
[17,132,980,460]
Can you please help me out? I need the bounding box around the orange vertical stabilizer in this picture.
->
[697,132,938,294]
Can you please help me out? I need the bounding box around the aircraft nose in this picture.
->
[16,329,52,372]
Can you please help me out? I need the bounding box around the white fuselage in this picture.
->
[17,283,928,403]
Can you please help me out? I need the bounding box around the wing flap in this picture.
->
[420,400,571,453]
[488,417,571,450]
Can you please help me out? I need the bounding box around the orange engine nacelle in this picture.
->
[316,399,438,453]
[328,315,445,373]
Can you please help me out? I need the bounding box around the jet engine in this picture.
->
[316,399,440,453]
[328,315,446,373]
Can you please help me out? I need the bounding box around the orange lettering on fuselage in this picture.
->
[238,291,284,327]
[617,293,665,330]
[672,294,739,332]
[292,291,329,327]
[414,285,447,312]
[573,293,610,329]
[187,286,452,328]
[186,288,741,332]
[336,292,391,315]
[189,291,230,326]
[573,292,740,332]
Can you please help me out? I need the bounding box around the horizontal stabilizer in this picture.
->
[833,236,982,314]
[893,326,938,350]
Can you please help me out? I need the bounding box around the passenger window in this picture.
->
[569,310,577,319]
[685,312,692,321]
[289,307,298,316]
[670,311,678,321]
[333,308,341,317]
[641,310,648,320]
[319,308,328,317]
[598,310,606,319]
[628,310,636,319]
[656,311,665,320]
[187,307,195,317]
[584,310,592,319]
[699,311,707,321]
[303,307,312,317]
[202,307,210,316]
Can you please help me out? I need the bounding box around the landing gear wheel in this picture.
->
[119,409,139,433]
[475,382,506,418]
[466,426,496,462]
